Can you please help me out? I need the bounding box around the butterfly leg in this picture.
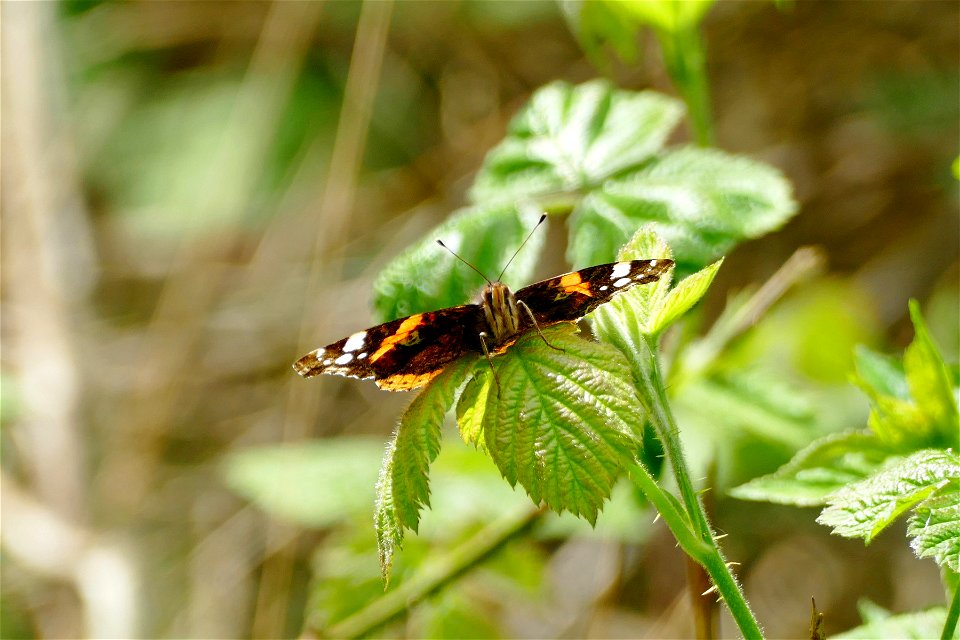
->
[478,331,502,396]
[517,300,564,351]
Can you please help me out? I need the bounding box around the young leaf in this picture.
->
[852,302,959,450]
[374,356,477,582]
[372,204,545,322]
[853,345,910,401]
[904,300,959,446]
[568,146,797,269]
[588,228,674,378]
[464,325,646,524]
[470,80,684,203]
[730,431,894,506]
[817,449,960,544]
[649,257,722,336]
[908,480,960,572]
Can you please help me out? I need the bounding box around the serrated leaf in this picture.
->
[372,204,545,322]
[908,480,960,572]
[832,605,955,640]
[470,80,684,203]
[649,258,722,335]
[817,449,960,544]
[374,357,476,583]
[465,325,645,524]
[455,371,491,452]
[568,146,797,269]
[905,300,959,446]
[588,228,673,388]
[730,431,894,506]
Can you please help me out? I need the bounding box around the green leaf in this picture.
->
[588,228,674,381]
[905,300,959,446]
[852,302,959,450]
[461,325,645,524]
[854,345,910,400]
[817,449,960,544]
[374,356,477,583]
[730,431,894,506]
[649,258,722,335]
[222,439,385,527]
[568,146,797,269]
[908,480,960,572]
[470,80,684,204]
[833,605,955,640]
[372,204,545,322]
[455,372,491,451]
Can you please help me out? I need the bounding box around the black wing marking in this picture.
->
[516,259,673,326]
[293,305,480,390]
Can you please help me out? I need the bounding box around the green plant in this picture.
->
[228,80,798,637]
[733,301,960,639]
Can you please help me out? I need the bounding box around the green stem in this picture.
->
[942,583,960,640]
[657,24,714,147]
[631,335,764,639]
[319,505,543,639]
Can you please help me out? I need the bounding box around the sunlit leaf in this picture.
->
[568,146,797,269]
[459,325,645,524]
[470,80,684,203]
[649,258,722,336]
[904,300,959,446]
[374,357,476,582]
[817,449,960,544]
[908,480,960,572]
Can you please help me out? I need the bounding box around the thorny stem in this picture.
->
[627,335,764,640]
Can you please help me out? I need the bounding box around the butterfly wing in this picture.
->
[515,259,673,326]
[294,305,481,391]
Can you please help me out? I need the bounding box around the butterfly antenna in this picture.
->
[497,214,547,282]
[436,239,492,285]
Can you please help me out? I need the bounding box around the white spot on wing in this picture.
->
[357,352,368,360]
[343,331,367,352]
[599,285,608,291]
[322,359,332,366]
[649,259,658,267]
[611,262,631,279]
[613,277,632,288]
[334,353,353,365]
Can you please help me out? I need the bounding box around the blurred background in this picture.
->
[2,1,957,638]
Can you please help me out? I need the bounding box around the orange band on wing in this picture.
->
[559,272,593,296]
[369,314,424,363]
